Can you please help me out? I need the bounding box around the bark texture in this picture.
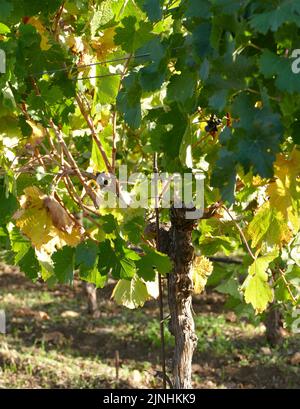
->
[167,206,198,389]
[265,304,283,346]
[85,282,100,318]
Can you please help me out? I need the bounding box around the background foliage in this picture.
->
[0,0,300,331]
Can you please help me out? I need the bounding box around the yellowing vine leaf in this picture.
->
[192,256,213,294]
[112,275,150,309]
[247,202,292,250]
[90,28,117,60]
[252,175,267,187]
[27,17,51,51]
[242,253,278,314]
[267,149,300,233]
[244,274,273,314]
[242,253,277,313]
[14,187,82,254]
[26,120,45,148]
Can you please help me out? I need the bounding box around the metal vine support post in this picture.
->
[153,153,167,389]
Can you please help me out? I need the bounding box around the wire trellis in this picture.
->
[33,46,186,81]
[34,52,152,77]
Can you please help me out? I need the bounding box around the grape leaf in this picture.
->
[138,0,163,22]
[136,245,172,281]
[52,246,75,284]
[18,247,39,280]
[114,16,153,53]
[75,239,98,270]
[242,253,277,313]
[112,274,150,309]
[117,73,142,129]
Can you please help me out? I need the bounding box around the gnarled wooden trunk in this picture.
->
[167,206,198,389]
[265,304,283,346]
[85,282,100,318]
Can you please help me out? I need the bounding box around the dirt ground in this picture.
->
[0,264,299,389]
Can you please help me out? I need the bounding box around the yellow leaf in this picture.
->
[244,273,273,314]
[27,17,51,51]
[14,187,82,254]
[242,253,277,313]
[248,202,292,250]
[26,120,45,147]
[90,28,116,61]
[252,175,266,187]
[267,149,300,233]
[192,256,213,294]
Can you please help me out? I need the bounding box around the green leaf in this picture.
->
[91,0,114,36]
[0,0,13,20]
[210,0,243,14]
[179,121,193,168]
[117,73,142,129]
[75,239,98,270]
[52,246,75,284]
[138,37,167,92]
[136,245,172,281]
[112,274,149,309]
[213,94,283,200]
[97,239,115,275]
[90,125,112,171]
[199,235,236,256]
[199,58,210,81]
[211,149,237,204]
[114,16,153,53]
[139,0,163,22]
[98,239,137,280]
[149,104,188,166]
[259,50,300,94]
[99,214,116,234]
[119,258,136,279]
[8,226,30,264]
[248,253,278,277]
[0,181,18,224]
[209,89,228,111]
[185,0,211,18]
[192,22,212,58]
[96,67,120,104]
[232,95,283,178]
[216,276,241,299]
[250,2,300,34]
[18,247,39,280]
[79,261,107,289]
[122,212,145,244]
[167,71,198,105]
[0,22,10,34]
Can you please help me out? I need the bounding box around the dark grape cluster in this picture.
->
[205,115,222,133]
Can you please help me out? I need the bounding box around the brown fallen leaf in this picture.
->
[42,331,68,346]
[61,310,80,318]
[225,311,237,323]
[14,308,50,321]
[260,346,272,356]
[290,352,300,366]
